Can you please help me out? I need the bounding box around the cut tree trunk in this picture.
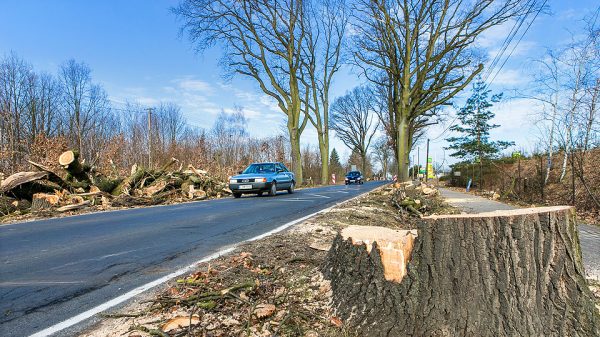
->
[31,193,60,212]
[323,206,600,337]
[56,200,90,213]
[27,160,71,190]
[59,150,92,183]
[0,171,48,193]
[112,166,149,196]
[59,150,83,173]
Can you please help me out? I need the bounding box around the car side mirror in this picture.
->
[238,171,243,174]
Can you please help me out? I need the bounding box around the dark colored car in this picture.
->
[345,171,363,185]
[229,162,295,198]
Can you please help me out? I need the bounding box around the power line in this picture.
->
[429,0,546,142]
[485,0,547,87]
[480,1,532,83]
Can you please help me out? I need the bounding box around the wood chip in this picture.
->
[161,315,200,332]
[253,304,276,319]
[330,316,343,327]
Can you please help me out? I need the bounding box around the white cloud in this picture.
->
[176,78,214,94]
[489,68,530,86]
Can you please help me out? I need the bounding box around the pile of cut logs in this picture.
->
[383,181,441,217]
[0,150,229,217]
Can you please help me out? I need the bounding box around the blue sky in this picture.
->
[0,0,597,167]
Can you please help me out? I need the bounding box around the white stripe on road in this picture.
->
[29,184,383,337]
[271,198,315,202]
[308,194,331,199]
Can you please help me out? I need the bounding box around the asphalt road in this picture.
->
[0,181,387,337]
[439,188,600,282]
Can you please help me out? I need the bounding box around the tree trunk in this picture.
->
[59,150,92,185]
[323,206,599,337]
[0,171,48,193]
[361,152,367,176]
[289,127,303,185]
[319,133,329,185]
[396,115,410,181]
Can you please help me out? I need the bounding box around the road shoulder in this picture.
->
[78,183,451,337]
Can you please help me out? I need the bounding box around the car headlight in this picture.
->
[229,179,237,184]
[255,178,267,183]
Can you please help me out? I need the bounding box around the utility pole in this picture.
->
[425,139,430,182]
[147,107,153,169]
[417,147,420,180]
[412,155,416,180]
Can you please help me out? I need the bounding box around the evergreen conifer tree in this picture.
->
[446,80,514,188]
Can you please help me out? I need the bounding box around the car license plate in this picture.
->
[239,185,252,190]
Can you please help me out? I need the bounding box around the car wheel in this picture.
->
[268,182,277,196]
[287,181,295,194]
[233,193,242,198]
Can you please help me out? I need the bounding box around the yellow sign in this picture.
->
[427,158,435,179]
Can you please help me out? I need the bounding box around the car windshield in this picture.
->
[347,171,361,176]
[243,163,276,174]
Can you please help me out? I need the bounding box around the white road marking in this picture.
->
[29,184,385,337]
[271,199,315,202]
[308,194,331,199]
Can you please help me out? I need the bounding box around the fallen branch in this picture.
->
[56,200,91,213]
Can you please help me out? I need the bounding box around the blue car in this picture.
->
[345,171,364,185]
[229,162,295,198]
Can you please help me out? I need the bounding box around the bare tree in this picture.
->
[174,0,310,184]
[330,86,379,173]
[0,53,33,171]
[59,59,110,160]
[300,0,348,184]
[155,102,186,154]
[530,51,561,183]
[372,136,393,178]
[531,8,600,206]
[211,107,249,169]
[352,0,540,180]
[30,72,62,138]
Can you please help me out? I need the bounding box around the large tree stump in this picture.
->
[323,206,600,337]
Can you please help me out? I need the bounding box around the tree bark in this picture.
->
[319,133,329,185]
[0,171,48,193]
[289,126,303,185]
[323,206,599,337]
[396,115,410,181]
[31,193,60,212]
